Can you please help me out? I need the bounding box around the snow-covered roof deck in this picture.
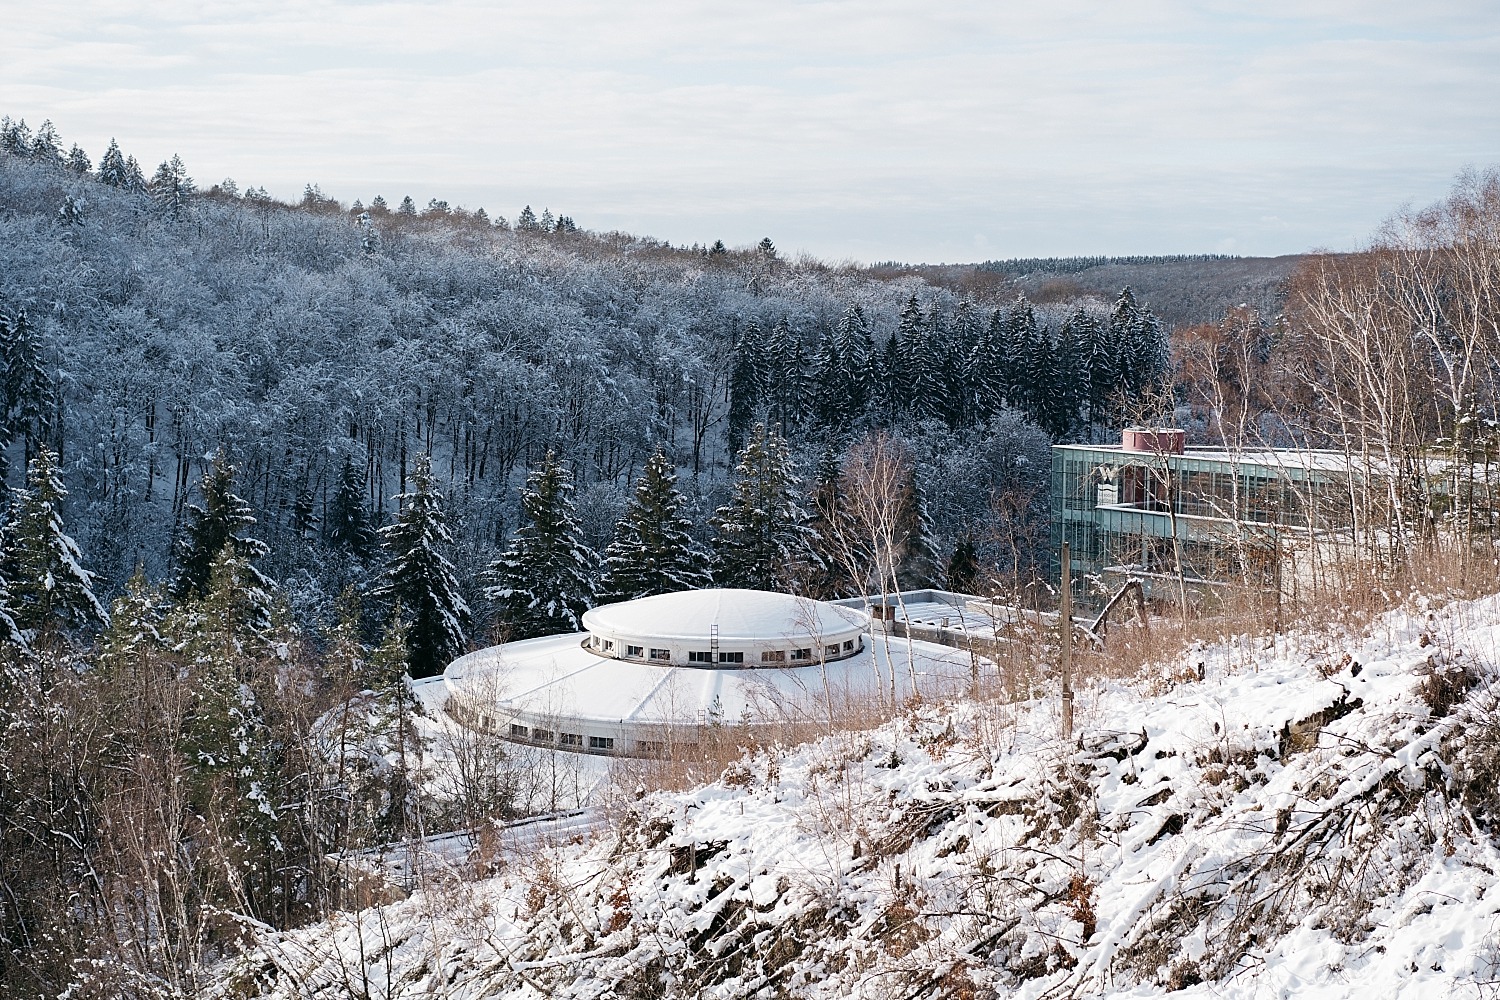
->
[444,629,979,758]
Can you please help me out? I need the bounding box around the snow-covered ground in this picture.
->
[219,593,1500,999]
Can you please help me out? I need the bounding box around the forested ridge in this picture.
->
[0,116,1180,625]
[0,117,1187,997]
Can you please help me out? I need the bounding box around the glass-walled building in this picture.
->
[1052,429,1356,608]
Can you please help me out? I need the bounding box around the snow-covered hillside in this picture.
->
[218,594,1500,999]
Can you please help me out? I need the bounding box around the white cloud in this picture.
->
[2,1,1496,260]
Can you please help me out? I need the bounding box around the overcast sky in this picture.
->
[4,1,1497,263]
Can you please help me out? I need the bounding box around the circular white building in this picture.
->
[443,588,982,757]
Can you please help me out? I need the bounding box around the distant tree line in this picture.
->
[727,288,1171,446]
[975,253,1240,277]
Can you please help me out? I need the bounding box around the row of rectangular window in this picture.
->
[595,639,857,663]
[509,723,616,751]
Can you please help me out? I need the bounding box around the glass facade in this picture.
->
[1051,443,1356,608]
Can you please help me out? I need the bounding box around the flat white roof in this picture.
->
[1053,442,1361,474]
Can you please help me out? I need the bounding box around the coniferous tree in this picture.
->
[812,324,853,428]
[397,195,417,216]
[783,337,816,429]
[516,205,538,230]
[375,453,471,678]
[324,455,377,558]
[1130,304,1172,400]
[968,309,1007,422]
[1,447,106,637]
[174,454,271,606]
[484,451,598,640]
[0,117,32,157]
[29,121,62,165]
[894,294,926,413]
[712,423,819,592]
[1007,296,1050,426]
[64,144,91,175]
[122,154,147,193]
[763,318,794,428]
[874,332,902,422]
[97,566,164,683]
[834,304,876,416]
[598,449,710,602]
[171,545,282,916]
[96,138,128,186]
[149,154,195,218]
[908,303,950,423]
[0,308,56,473]
[726,327,762,456]
[1045,310,1090,439]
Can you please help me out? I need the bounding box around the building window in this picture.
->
[509,723,530,739]
[791,648,811,661]
[843,640,855,651]
[719,651,744,664]
[603,639,614,652]
[560,732,583,747]
[635,739,666,756]
[688,651,713,663]
[650,648,671,661]
[761,650,786,663]
[588,736,615,751]
[532,728,554,743]
[825,645,840,658]
[626,644,643,658]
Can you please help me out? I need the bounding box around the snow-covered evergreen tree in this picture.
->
[598,449,710,603]
[64,144,91,175]
[170,545,283,915]
[122,154,147,193]
[894,294,926,412]
[834,304,876,416]
[0,307,56,475]
[173,455,272,614]
[0,117,32,157]
[29,120,62,165]
[96,138,128,187]
[712,423,819,592]
[516,205,539,230]
[484,450,598,639]
[374,453,470,678]
[1,447,106,638]
[149,154,195,218]
[324,455,377,558]
[97,566,164,682]
[727,325,762,455]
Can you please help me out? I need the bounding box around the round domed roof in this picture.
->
[580,588,867,644]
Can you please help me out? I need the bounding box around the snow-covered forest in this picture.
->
[0,116,1189,620]
[6,111,1500,1000]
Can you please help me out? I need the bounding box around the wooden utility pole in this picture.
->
[1060,540,1074,741]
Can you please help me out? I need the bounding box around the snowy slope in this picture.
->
[218,593,1500,999]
